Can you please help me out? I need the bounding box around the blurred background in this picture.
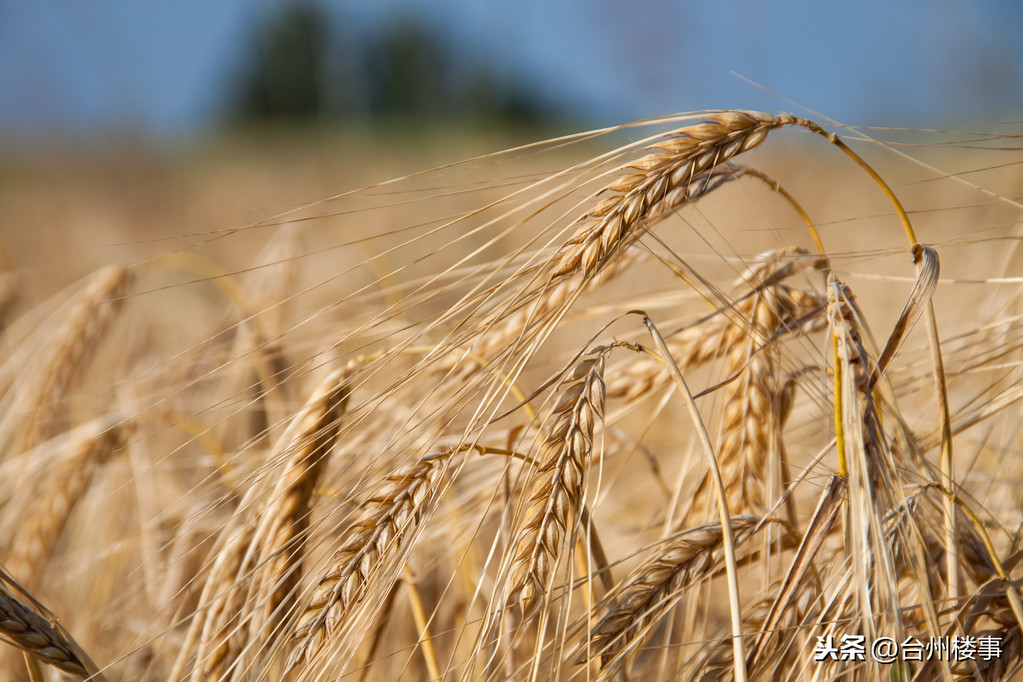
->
[3,0,1022,142]
[0,0,1021,287]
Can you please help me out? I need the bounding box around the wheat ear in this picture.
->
[10,266,130,453]
[0,577,91,678]
[286,450,451,675]
[606,285,821,402]
[689,249,817,518]
[460,163,745,373]
[249,366,352,635]
[451,115,796,386]
[606,247,823,403]
[578,516,763,675]
[550,112,795,283]
[506,346,609,616]
[5,414,126,585]
[180,367,351,681]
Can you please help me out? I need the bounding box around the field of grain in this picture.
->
[0,113,1021,681]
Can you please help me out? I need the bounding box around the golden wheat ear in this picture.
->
[4,266,130,454]
[0,572,103,679]
[286,449,450,676]
[550,112,792,283]
[173,366,351,681]
[575,516,769,676]
[505,346,608,618]
[5,107,1023,681]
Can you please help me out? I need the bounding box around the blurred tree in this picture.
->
[457,64,549,128]
[364,15,448,120]
[229,2,555,128]
[231,1,329,122]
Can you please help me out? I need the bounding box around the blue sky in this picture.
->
[1,0,1021,139]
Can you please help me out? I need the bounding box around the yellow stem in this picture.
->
[939,489,1023,631]
[403,564,441,680]
[797,118,959,601]
[832,334,847,478]
[23,653,43,682]
[737,166,828,262]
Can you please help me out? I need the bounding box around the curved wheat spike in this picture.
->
[448,114,801,388]
[286,450,451,676]
[178,367,351,681]
[8,265,131,453]
[494,111,836,371]
[3,414,127,586]
[513,157,824,385]
[452,164,741,375]
[0,577,92,678]
[576,516,764,677]
[550,112,796,284]
[506,346,609,617]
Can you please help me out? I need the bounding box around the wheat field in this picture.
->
[0,112,1021,680]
